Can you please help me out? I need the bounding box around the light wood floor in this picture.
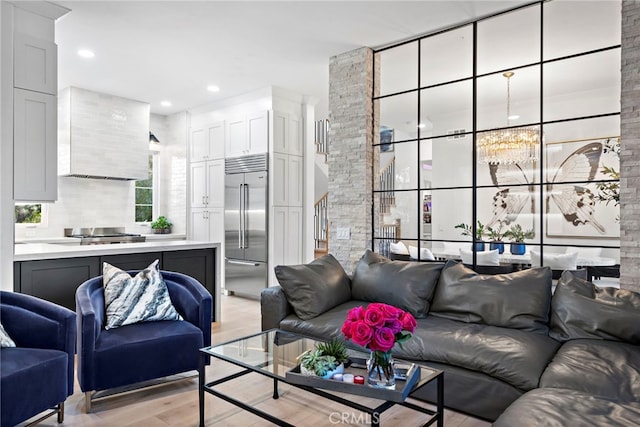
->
[25,295,491,427]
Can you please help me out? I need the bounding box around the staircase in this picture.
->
[314,192,329,258]
[315,119,329,162]
[379,156,396,214]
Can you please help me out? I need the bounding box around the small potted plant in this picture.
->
[503,223,534,255]
[486,221,507,254]
[455,220,486,251]
[300,339,348,379]
[150,216,172,234]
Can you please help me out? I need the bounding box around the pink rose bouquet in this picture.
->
[341,303,416,351]
[341,303,416,388]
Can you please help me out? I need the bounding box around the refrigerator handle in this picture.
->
[238,184,244,249]
[243,183,249,249]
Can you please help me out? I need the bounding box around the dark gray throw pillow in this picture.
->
[550,271,640,344]
[350,249,444,318]
[430,261,553,334]
[274,254,351,320]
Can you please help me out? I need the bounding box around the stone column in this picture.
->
[327,47,376,273]
[620,0,640,292]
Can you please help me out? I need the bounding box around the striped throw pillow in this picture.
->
[103,259,182,330]
[0,323,16,348]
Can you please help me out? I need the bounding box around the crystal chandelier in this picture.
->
[477,71,539,165]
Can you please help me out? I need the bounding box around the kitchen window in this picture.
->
[135,152,158,222]
[15,203,48,227]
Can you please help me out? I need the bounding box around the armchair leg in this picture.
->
[57,402,64,423]
[85,392,92,413]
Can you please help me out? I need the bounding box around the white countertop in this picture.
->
[14,240,219,261]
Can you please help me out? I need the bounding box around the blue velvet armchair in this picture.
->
[75,270,212,412]
[0,291,76,426]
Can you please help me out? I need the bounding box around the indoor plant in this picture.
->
[300,339,348,379]
[455,221,487,251]
[486,221,507,254]
[341,303,416,389]
[150,216,172,234]
[503,223,534,256]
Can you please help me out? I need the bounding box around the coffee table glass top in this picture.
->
[201,329,440,391]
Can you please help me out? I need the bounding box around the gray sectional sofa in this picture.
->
[261,250,640,424]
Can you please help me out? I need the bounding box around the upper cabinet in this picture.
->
[190,121,225,162]
[9,3,70,202]
[13,33,57,95]
[225,111,268,157]
[58,87,149,180]
[13,89,57,201]
[273,110,303,156]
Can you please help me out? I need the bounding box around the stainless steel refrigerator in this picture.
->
[224,154,268,299]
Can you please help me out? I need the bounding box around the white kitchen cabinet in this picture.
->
[190,121,224,162]
[13,88,57,201]
[14,33,57,95]
[272,111,302,156]
[272,153,303,207]
[225,111,269,157]
[190,159,224,209]
[190,208,224,242]
[273,206,303,267]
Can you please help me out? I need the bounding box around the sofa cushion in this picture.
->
[0,323,15,348]
[93,319,203,390]
[280,300,367,342]
[408,245,435,261]
[394,315,560,391]
[493,388,640,427]
[274,254,351,321]
[350,250,443,318]
[459,249,500,266]
[1,348,68,427]
[103,260,182,330]
[531,250,578,270]
[540,339,640,402]
[430,261,553,333]
[550,271,640,344]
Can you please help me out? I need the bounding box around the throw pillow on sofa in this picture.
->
[459,249,500,266]
[274,254,351,320]
[103,259,183,330]
[530,250,578,270]
[430,260,553,334]
[549,271,640,344]
[350,249,443,318]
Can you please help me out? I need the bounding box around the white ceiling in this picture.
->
[54,0,531,117]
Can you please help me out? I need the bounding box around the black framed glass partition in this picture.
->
[372,0,621,282]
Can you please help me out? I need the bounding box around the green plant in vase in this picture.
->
[455,220,487,251]
[150,216,172,234]
[503,224,534,255]
[486,221,507,254]
[300,339,348,379]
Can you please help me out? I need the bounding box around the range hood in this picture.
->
[58,87,149,180]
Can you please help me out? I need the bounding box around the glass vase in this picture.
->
[367,350,396,389]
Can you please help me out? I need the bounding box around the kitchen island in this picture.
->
[14,240,221,321]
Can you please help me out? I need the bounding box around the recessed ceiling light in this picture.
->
[508,115,520,120]
[160,101,172,107]
[417,123,426,129]
[77,49,95,59]
[207,85,220,93]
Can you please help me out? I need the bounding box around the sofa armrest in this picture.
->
[260,286,291,331]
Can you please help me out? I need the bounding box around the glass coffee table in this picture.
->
[199,329,443,427]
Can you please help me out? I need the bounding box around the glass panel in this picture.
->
[423,137,473,189]
[135,205,152,222]
[378,141,417,191]
[376,92,419,142]
[378,41,418,97]
[476,185,540,246]
[420,80,472,139]
[421,190,433,240]
[476,157,539,188]
[136,188,152,205]
[374,191,419,240]
[544,180,620,241]
[477,65,540,132]
[543,116,620,146]
[15,204,42,224]
[430,188,473,242]
[420,26,473,86]
[544,0,621,61]
[543,49,621,122]
[477,4,541,75]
